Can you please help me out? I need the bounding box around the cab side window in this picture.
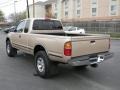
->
[24,20,30,33]
[16,21,25,33]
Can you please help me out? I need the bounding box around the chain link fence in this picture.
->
[62,21,120,34]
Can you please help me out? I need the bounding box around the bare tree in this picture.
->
[0,10,5,22]
[9,11,26,23]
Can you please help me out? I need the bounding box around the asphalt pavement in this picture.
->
[0,31,120,90]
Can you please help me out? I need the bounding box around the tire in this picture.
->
[35,51,58,78]
[6,40,17,57]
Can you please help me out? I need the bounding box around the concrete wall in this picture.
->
[62,0,120,21]
[29,5,45,18]
[28,0,120,21]
[118,0,120,15]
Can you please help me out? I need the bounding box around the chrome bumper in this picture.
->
[68,52,114,66]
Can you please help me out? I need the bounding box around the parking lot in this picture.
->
[0,31,120,90]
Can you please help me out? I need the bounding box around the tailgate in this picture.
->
[71,35,110,57]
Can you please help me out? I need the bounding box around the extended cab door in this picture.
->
[11,20,26,50]
[19,20,31,53]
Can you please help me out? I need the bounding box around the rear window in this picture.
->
[33,20,63,30]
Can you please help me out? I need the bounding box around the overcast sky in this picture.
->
[0,0,47,17]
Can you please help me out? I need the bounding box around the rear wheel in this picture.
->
[35,51,58,78]
[6,40,17,57]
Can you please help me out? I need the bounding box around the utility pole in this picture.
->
[14,1,17,22]
[26,0,30,18]
[58,0,62,19]
[33,0,35,18]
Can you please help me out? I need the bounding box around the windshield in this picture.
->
[69,27,76,31]
[33,20,63,30]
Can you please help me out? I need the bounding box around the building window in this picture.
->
[64,0,69,9]
[111,5,117,15]
[54,13,57,18]
[55,3,57,10]
[65,0,68,5]
[77,10,80,16]
[92,0,97,4]
[92,8,97,16]
[77,0,80,3]
[65,11,68,16]
[110,0,117,15]
[91,0,98,16]
[75,0,81,16]
[77,0,80,7]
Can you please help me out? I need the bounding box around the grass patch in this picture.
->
[109,33,120,38]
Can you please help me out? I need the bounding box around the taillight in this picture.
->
[109,38,111,49]
[64,41,72,56]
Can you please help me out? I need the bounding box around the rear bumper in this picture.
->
[68,52,113,66]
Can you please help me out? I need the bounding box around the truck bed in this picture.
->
[33,32,90,36]
[32,31,110,58]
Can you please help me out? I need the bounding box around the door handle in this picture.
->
[19,35,21,38]
[90,40,95,43]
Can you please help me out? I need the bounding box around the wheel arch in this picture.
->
[34,45,48,56]
[6,37,10,42]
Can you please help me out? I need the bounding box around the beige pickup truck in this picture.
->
[6,18,113,78]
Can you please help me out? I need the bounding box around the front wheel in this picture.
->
[35,51,58,78]
[6,40,17,57]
